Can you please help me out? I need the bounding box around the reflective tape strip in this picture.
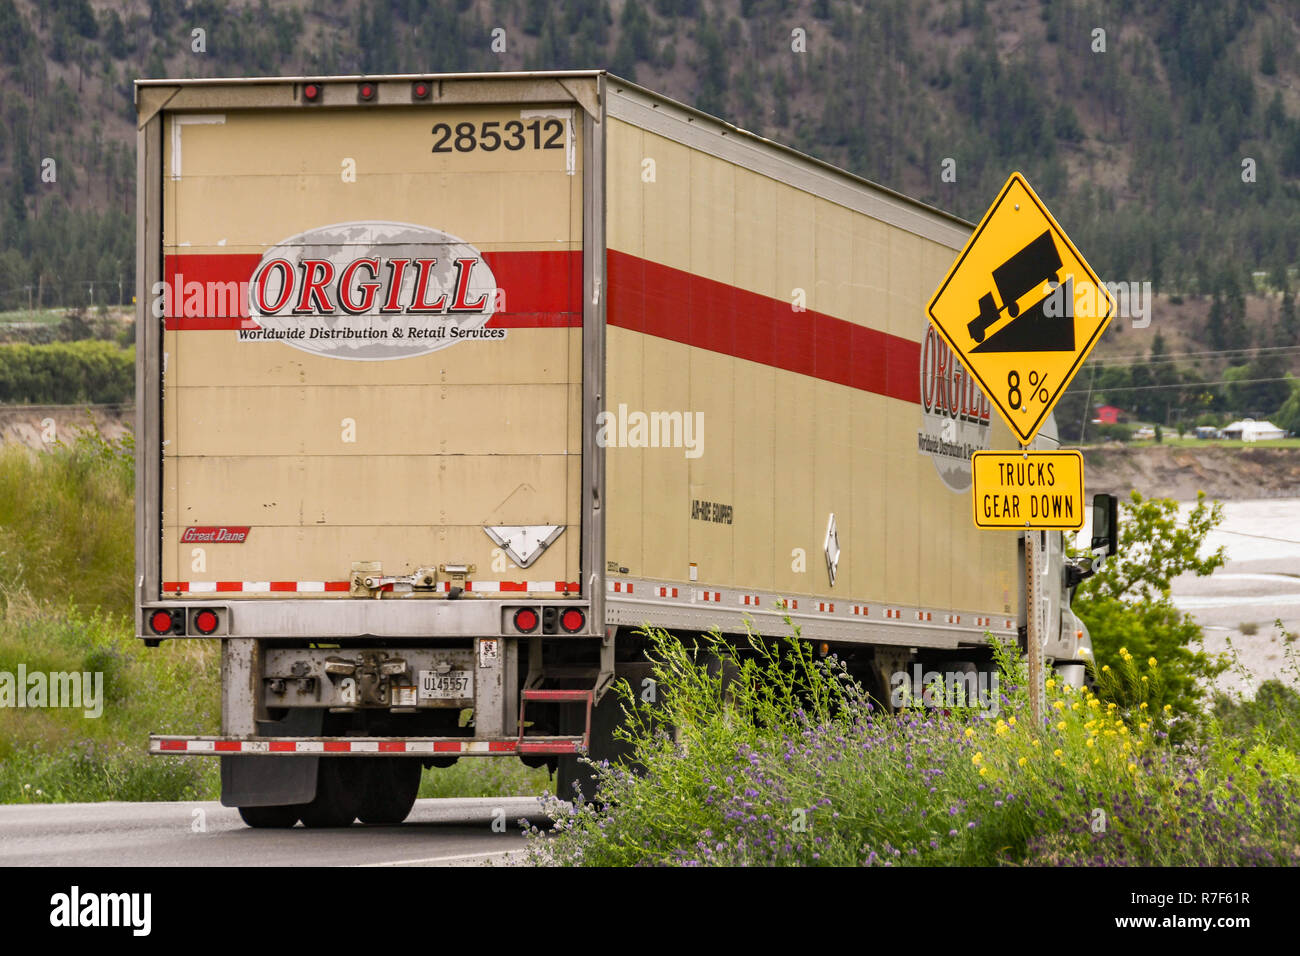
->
[150,737,583,755]
[162,580,575,594]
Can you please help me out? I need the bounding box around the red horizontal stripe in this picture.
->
[607,249,920,405]
[433,741,461,753]
[323,741,350,753]
[162,582,184,592]
[162,250,581,331]
[214,740,242,752]
[488,740,518,752]
[158,739,185,751]
[215,581,242,592]
[269,581,296,592]
[324,581,350,592]
[269,740,297,752]
[379,741,406,753]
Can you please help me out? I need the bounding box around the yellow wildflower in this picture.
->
[1056,721,1067,731]
[1053,700,1065,711]
[1148,657,1158,668]
[1018,756,1028,767]
[1086,738,1095,748]
[1045,679,1055,690]
[964,727,975,738]
[1139,702,1148,710]
[1053,749,1063,758]
[1008,716,1016,726]
[978,766,988,776]
[972,752,983,766]
[1128,763,1137,774]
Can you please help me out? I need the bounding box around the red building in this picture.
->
[1093,405,1126,425]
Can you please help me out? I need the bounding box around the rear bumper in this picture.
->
[136,596,594,640]
[150,734,585,756]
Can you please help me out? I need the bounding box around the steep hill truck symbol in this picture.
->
[965,230,1072,352]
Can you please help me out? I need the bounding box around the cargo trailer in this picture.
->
[135,72,1099,825]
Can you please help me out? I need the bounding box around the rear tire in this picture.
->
[357,758,422,825]
[237,804,301,829]
[297,759,360,828]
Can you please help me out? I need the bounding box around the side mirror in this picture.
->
[1091,493,1118,556]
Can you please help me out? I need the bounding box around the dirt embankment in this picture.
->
[1084,445,1300,501]
[0,404,133,450]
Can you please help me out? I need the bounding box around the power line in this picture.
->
[1086,344,1300,366]
[1086,376,1294,393]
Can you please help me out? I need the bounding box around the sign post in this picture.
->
[1024,526,1044,727]
[926,172,1114,728]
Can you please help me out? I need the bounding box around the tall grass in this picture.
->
[525,627,1300,866]
[0,428,134,619]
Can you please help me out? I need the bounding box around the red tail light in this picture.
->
[194,609,219,635]
[303,82,321,102]
[514,608,539,633]
[412,81,430,100]
[358,82,376,102]
[560,608,586,633]
[149,610,176,635]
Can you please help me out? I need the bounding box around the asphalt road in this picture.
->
[0,796,546,867]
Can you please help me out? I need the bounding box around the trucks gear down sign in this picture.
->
[926,172,1114,445]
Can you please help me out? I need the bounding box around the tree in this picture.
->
[1072,491,1229,725]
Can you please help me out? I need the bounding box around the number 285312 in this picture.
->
[432,119,565,153]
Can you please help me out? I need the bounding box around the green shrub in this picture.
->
[1092,423,1132,442]
[524,626,1300,866]
[0,340,134,405]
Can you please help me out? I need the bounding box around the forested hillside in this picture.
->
[3,0,1300,431]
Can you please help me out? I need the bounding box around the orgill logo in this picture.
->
[243,220,502,361]
[49,886,151,936]
[917,325,991,492]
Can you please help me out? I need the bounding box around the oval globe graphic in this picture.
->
[245,220,499,361]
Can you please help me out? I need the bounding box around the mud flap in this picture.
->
[219,709,324,808]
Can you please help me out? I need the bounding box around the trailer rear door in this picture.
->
[158,102,583,598]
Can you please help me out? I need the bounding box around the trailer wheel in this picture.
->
[237,804,302,829]
[297,759,360,828]
[357,757,422,825]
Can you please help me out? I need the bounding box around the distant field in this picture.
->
[1110,437,1300,449]
[0,308,66,327]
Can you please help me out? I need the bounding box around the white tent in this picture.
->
[1221,418,1287,441]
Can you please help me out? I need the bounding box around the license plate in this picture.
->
[418,670,472,700]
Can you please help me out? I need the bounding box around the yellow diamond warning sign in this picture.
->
[971,450,1084,530]
[927,172,1114,445]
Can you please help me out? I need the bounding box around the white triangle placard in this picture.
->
[482,525,564,569]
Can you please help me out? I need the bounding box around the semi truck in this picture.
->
[135,71,1105,827]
